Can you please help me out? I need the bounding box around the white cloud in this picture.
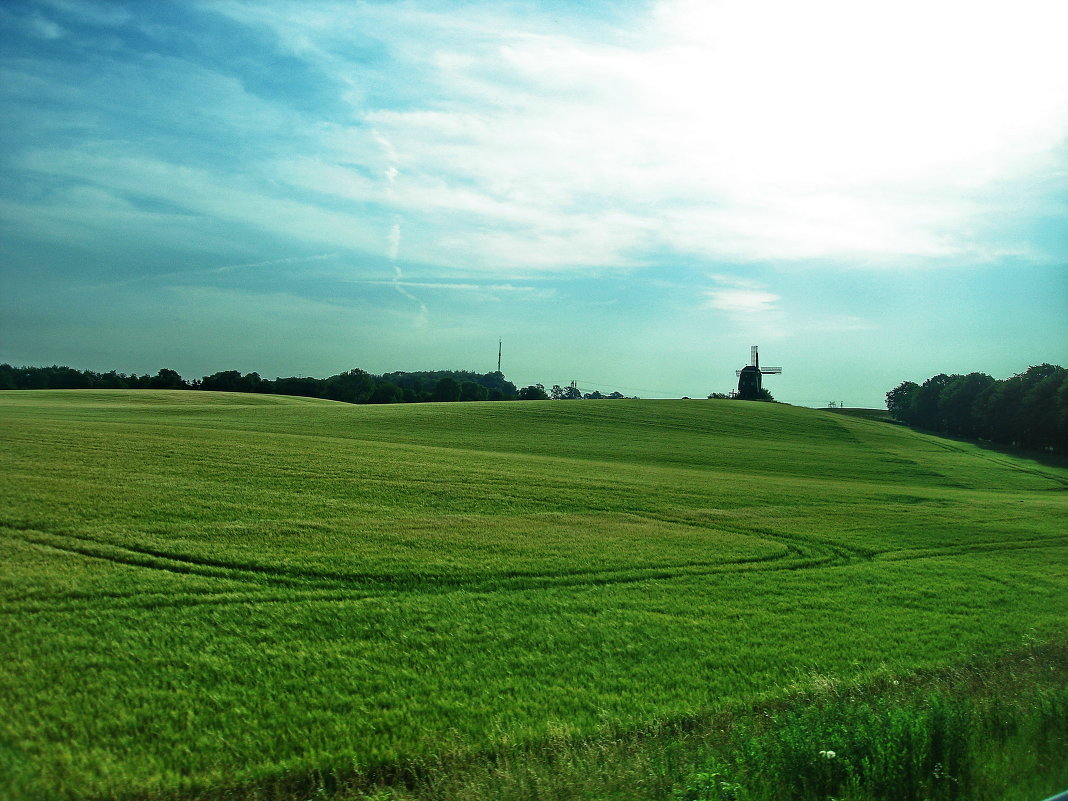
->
[703,273,781,315]
[27,15,65,40]
[16,149,387,254]
[243,0,1066,270]
[704,288,781,314]
[19,0,1068,276]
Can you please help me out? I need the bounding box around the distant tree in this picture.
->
[939,373,994,438]
[380,369,516,400]
[50,366,92,388]
[885,381,920,423]
[368,381,402,404]
[241,372,262,393]
[549,383,581,400]
[149,368,188,390]
[888,364,1067,453]
[200,370,245,392]
[909,374,952,430]
[584,390,605,400]
[1057,372,1068,448]
[273,376,324,398]
[460,381,488,402]
[95,370,132,389]
[1017,365,1067,450]
[479,371,518,400]
[0,364,16,390]
[973,376,1025,444]
[518,384,549,400]
[433,377,461,402]
[325,369,374,404]
[707,392,730,400]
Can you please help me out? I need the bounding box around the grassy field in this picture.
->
[1,391,1066,800]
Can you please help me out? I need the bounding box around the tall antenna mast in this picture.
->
[497,338,502,373]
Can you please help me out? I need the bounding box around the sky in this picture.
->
[1,0,1065,407]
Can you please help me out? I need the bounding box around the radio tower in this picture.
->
[497,339,502,373]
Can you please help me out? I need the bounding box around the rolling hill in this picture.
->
[1,391,1065,800]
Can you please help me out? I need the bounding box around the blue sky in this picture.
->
[1,0,1065,406]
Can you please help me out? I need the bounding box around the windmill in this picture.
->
[735,345,782,399]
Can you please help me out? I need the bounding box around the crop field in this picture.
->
[1,391,1067,800]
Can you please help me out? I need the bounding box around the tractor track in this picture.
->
[5,518,1066,616]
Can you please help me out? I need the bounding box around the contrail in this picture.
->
[376,133,427,320]
[209,253,338,273]
[89,252,339,289]
[387,222,428,318]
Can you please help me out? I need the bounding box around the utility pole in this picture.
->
[497,339,502,373]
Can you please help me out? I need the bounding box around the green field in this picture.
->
[2,391,1066,800]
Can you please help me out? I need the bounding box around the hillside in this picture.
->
[1,391,1066,800]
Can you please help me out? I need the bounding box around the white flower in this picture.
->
[819,749,837,759]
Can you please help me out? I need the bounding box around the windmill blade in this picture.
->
[761,367,783,374]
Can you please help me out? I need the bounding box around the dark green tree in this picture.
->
[886,381,920,423]
[518,384,549,400]
[433,377,461,402]
[325,369,374,404]
[909,374,952,430]
[1017,365,1067,449]
[201,370,245,392]
[273,376,324,398]
[368,381,402,404]
[939,372,994,438]
[460,381,488,402]
[149,368,188,389]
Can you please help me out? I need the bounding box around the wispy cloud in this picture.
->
[704,288,780,315]
[8,0,1065,280]
[201,0,1067,270]
[703,274,781,314]
[87,254,340,290]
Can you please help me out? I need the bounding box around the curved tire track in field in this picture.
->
[3,520,810,611]
[874,536,1068,562]
[7,519,1066,615]
[1,513,851,614]
[3,525,352,589]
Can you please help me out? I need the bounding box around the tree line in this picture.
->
[0,364,636,405]
[885,364,1067,453]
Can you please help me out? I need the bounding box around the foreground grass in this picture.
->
[1,391,1066,800]
[320,640,1068,801]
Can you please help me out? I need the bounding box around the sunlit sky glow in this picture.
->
[2,0,1065,405]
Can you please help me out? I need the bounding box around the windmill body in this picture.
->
[735,345,782,399]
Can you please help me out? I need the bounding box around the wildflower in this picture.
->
[819,749,837,759]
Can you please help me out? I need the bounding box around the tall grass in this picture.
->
[1,391,1066,800]
[305,642,1067,801]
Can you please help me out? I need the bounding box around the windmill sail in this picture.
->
[735,345,782,398]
